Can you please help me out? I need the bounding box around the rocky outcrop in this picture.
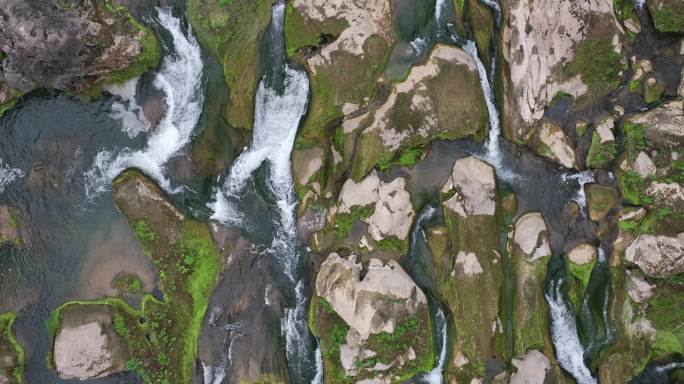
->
[351,45,487,177]
[292,146,324,186]
[625,234,684,278]
[626,270,655,303]
[438,156,503,380]
[626,100,684,148]
[510,350,551,384]
[441,156,497,217]
[535,120,577,169]
[511,212,552,358]
[53,305,129,380]
[311,253,432,381]
[0,0,159,93]
[647,0,684,33]
[501,0,624,153]
[0,206,20,245]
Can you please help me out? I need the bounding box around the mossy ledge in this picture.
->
[0,312,24,383]
[48,170,221,383]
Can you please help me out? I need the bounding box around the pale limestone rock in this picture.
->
[513,212,551,261]
[455,251,484,276]
[539,120,576,168]
[442,156,496,217]
[626,270,655,303]
[367,178,415,241]
[54,322,115,380]
[627,100,684,147]
[567,243,597,265]
[510,350,551,384]
[338,172,380,212]
[625,235,684,278]
[595,117,615,143]
[293,147,324,185]
[502,0,619,126]
[624,19,641,34]
[315,253,427,339]
[632,152,656,178]
[646,182,684,209]
[618,207,647,222]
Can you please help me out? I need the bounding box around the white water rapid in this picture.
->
[545,274,597,384]
[105,76,151,139]
[209,3,320,382]
[85,7,203,197]
[421,308,448,384]
[0,159,24,194]
[562,170,595,216]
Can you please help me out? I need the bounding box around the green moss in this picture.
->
[0,89,23,118]
[618,170,653,206]
[334,205,375,239]
[624,122,647,163]
[0,312,24,383]
[113,273,143,294]
[549,91,571,106]
[643,80,665,104]
[613,0,635,23]
[566,37,623,106]
[374,235,408,254]
[651,6,684,32]
[567,261,596,289]
[187,0,273,129]
[284,2,348,56]
[586,131,617,169]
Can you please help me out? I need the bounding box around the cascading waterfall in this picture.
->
[0,159,24,194]
[635,0,646,9]
[420,308,448,384]
[545,272,598,384]
[105,76,152,139]
[85,7,204,197]
[209,3,320,382]
[561,170,595,216]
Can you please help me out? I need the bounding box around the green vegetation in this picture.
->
[284,2,347,56]
[629,79,641,92]
[586,131,616,169]
[644,80,665,103]
[549,91,571,107]
[0,89,23,118]
[613,0,635,23]
[375,235,408,254]
[566,37,623,106]
[0,312,24,383]
[568,261,596,289]
[49,173,221,383]
[334,205,375,239]
[377,147,424,171]
[113,273,143,294]
[624,121,647,162]
[187,0,273,129]
[619,170,652,206]
[651,6,684,33]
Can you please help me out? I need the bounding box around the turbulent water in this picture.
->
[562,170,596,215]
[86,7,204,197]
[0,159,24,194]
[105,76,151,139]
[209,2,320,382]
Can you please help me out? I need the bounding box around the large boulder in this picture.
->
[311,253,432,381]
[510,350,551,384]
[0,0,159,93]
[625,234,684,278]
[438,156,503,380]
[585,184,618,221]
[53,305,129,380]
[626,100,684,148]
[513,212,551,261]
[351,45,487,178]
[501,0,624,152]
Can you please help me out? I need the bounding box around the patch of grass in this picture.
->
[567,261,596,289]
[619,170,653,206]
[377,147,424,172]
[652,6,684,33]
[586,131,616,169]
[0,312,24,383]
[613,0,635,23]
[624,122,647,163]
[113,273,143,294]
[375,235,408,254]
[334,205,375,239]
[133,220,156,257]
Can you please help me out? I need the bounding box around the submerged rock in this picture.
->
[625,234,684,278]
[0,313,23,384]
[0,206,20,246]
[53,305,129,380]
[585,184,618,221]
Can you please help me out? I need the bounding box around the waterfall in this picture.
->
[85,6,204,197]
[0,159,24,194]
[105,76,151,139]
[209,2,319,382]
[545,274,597,384]
[561,170,595,216]
[435,0,446,23]
[421,308,448,384]
[635,0,646,10]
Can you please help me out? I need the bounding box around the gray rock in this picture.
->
[510,350,551,384]
[442,156,496,217]
[513,212,551,261]
[625,234,684,278]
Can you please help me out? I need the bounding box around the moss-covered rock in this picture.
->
[585,184,618,222]
[310,253,433,382]
[0,313,23,384]
[437,156,503,380]
[351,44,487,179]
[647,0,684,32]
[187,0,273,129]
[50,170,221,383]
[586,117,617,169]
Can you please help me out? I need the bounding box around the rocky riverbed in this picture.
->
[0,0,683,383]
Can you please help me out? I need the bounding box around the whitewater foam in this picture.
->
[421,308,448,384]
[546,276,597,384]
[105,76,151,138]
[85,7,203,197]
[0,159,24,195]
[562,170,595,216]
